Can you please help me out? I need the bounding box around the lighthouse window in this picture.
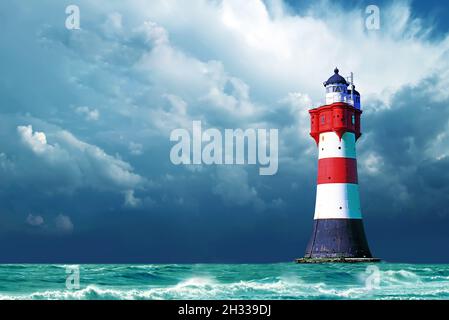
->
[351,115,355,125]
[321,115,325,124]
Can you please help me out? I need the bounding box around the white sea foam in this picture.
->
[0,278,447,300]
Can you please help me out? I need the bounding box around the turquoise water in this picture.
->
[0,263,448,300]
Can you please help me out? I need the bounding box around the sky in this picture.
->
[1,0,449,263]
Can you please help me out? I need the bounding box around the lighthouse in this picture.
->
[297,68,379,263]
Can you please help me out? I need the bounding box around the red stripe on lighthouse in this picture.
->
[317,157,358,184]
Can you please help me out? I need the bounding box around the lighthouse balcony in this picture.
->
[310,102,362,144]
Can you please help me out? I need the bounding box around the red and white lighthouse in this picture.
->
[298,68,379,263]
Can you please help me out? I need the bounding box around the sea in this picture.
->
[0,263,448,300]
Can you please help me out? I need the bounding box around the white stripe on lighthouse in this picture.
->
[315,130,362,220]
[318,132,356,159]
[314,183,362,219]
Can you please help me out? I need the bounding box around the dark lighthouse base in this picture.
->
[296,218,380,263]
[296,257,380,263]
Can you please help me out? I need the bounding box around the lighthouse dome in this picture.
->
[351,87,360,96]
[324,68,349,105]
[348,86,361,109]
[324,68,348,86]
[347,87,360,96]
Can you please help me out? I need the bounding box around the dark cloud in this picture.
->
[360,76,449,219]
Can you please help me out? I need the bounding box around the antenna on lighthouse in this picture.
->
[350,72,355,107]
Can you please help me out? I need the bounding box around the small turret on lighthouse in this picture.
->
[297,68,379,263]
